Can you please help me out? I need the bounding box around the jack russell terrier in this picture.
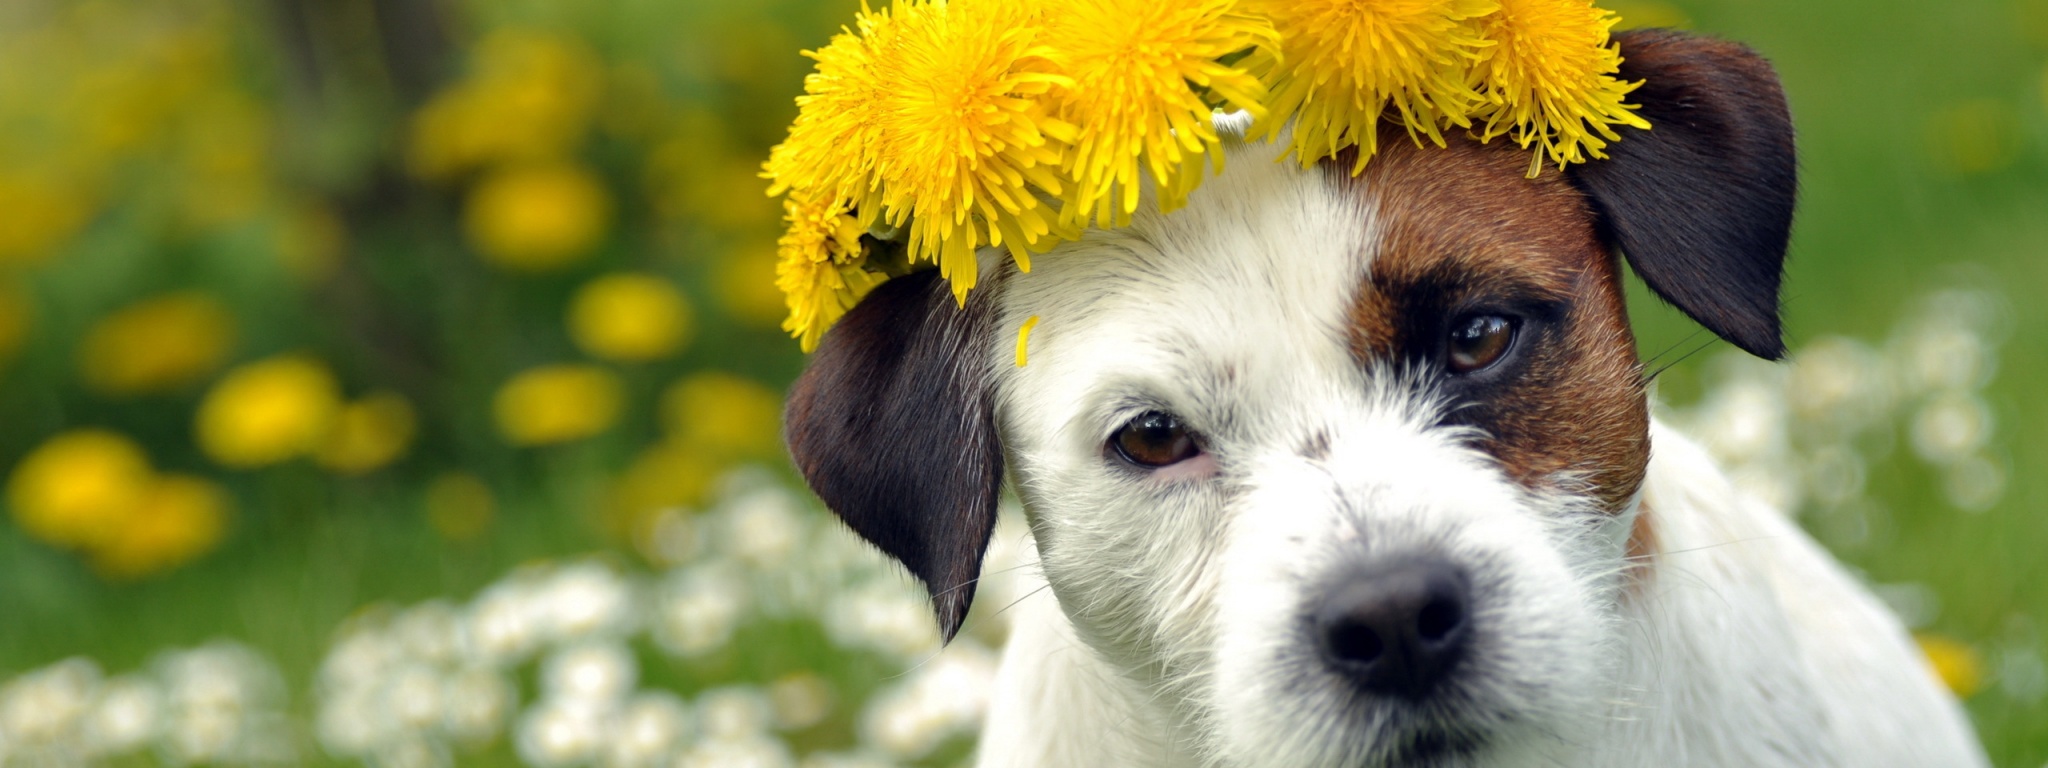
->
[784,29,1988,768]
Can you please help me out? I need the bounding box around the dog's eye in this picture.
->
[1446,314,1518,374]
[1112,411,1200,468]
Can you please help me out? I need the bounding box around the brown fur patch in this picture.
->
[1331,130,1650,514]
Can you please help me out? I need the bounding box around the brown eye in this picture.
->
[1447,314,1517,374]
[1113,411,1199,468]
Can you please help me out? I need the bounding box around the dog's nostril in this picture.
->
[1416,597,1463,642]
[1316,558,1472,700]
[1326,620,1386,664]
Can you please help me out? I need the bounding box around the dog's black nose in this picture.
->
[1316,558,1471,700]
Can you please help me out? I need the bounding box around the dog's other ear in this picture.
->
[1568,28,1798,360]
[784,270,1001,643]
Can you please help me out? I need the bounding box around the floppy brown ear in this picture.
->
[1568,28,1798,360]
[784,270,1001,643]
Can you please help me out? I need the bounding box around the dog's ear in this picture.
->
[1568,28,1798,360]
[784,269,1001,643]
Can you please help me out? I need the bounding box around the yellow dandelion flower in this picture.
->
[1469,0,1650,174]
[1244,0,1499,171]
[425,472,496,542]
[79,292,237,396]
[315,391,418,476]
[1043,0,1275,226]
[464,162,613,272]
[0,171,94,267]
[7,430,155,550]
[194,355,343,468]
[867,0,1075,301]
[775,192,886,352]
[493,364,624,446]
[567,273,695,362]
[763,6,896,211]
[88,474,229,581]
[1916,634,1986,699]
[606,438,719,523]
[407,30,604,180]
[660,371,784,461]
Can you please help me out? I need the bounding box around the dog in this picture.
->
[783,29,1989,767]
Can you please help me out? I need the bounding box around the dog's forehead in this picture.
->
[998,131,1602,404]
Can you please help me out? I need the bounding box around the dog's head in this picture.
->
[785,29,1794,767]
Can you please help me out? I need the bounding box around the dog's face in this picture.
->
[787,30,1795,768]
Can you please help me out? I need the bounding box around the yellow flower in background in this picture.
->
[1469,0,1649,174]
[1043,0,1274,226]
[1244,0,1497,171]
[775,192,885,352]
[464,162,612,271]
[194,355,343,468]
[0,285,31,367]
[89,474,229,580]
[607,438,719,524]
[494,364,624,446]
[568,273,694,362]
[315,391,418,475]
[408,30,604,180]
[424,472,496,542]
[80,292,237,396]
[1917,634,1986,698]
[7,430,156,550]
[660,371,783,460]
[0,171,95,266]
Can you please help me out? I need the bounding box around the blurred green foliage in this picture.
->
[0,0,2044,765]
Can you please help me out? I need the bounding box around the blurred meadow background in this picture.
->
[0,0,2043,765]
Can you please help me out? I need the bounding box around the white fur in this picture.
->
[970,129,1986,767]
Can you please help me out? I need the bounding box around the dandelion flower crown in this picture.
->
[765,0,1650,351]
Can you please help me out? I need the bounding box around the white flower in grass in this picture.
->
[316,683,395,757]
[825,582,940,662]
[1944,454,2007,513]
[321,623,405,693]
[722,486,806,570]
[394,601,468,665]
[157,643,292,765]
[1786,337,1894,434]
[373,736,452,768]
[164,704,242,764]
[1692,370,1789,466]
[675,736,794,768]
[386,663,446,732]
[440,667,515,746]
[799,751,901,768]
[768,672,833,731]
[0,657,99,745]
[655,562,749,658]
[542,641,638,705]
[82,676,163,756]
[1911,391,1993,464]
[859,644,996,760]
[696,687,774,742]
[470,573,549,666]
[601,691,693,768]
[537,561,641,642]
[515,697,612,768]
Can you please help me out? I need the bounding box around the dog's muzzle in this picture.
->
[1314,556,1472,701]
